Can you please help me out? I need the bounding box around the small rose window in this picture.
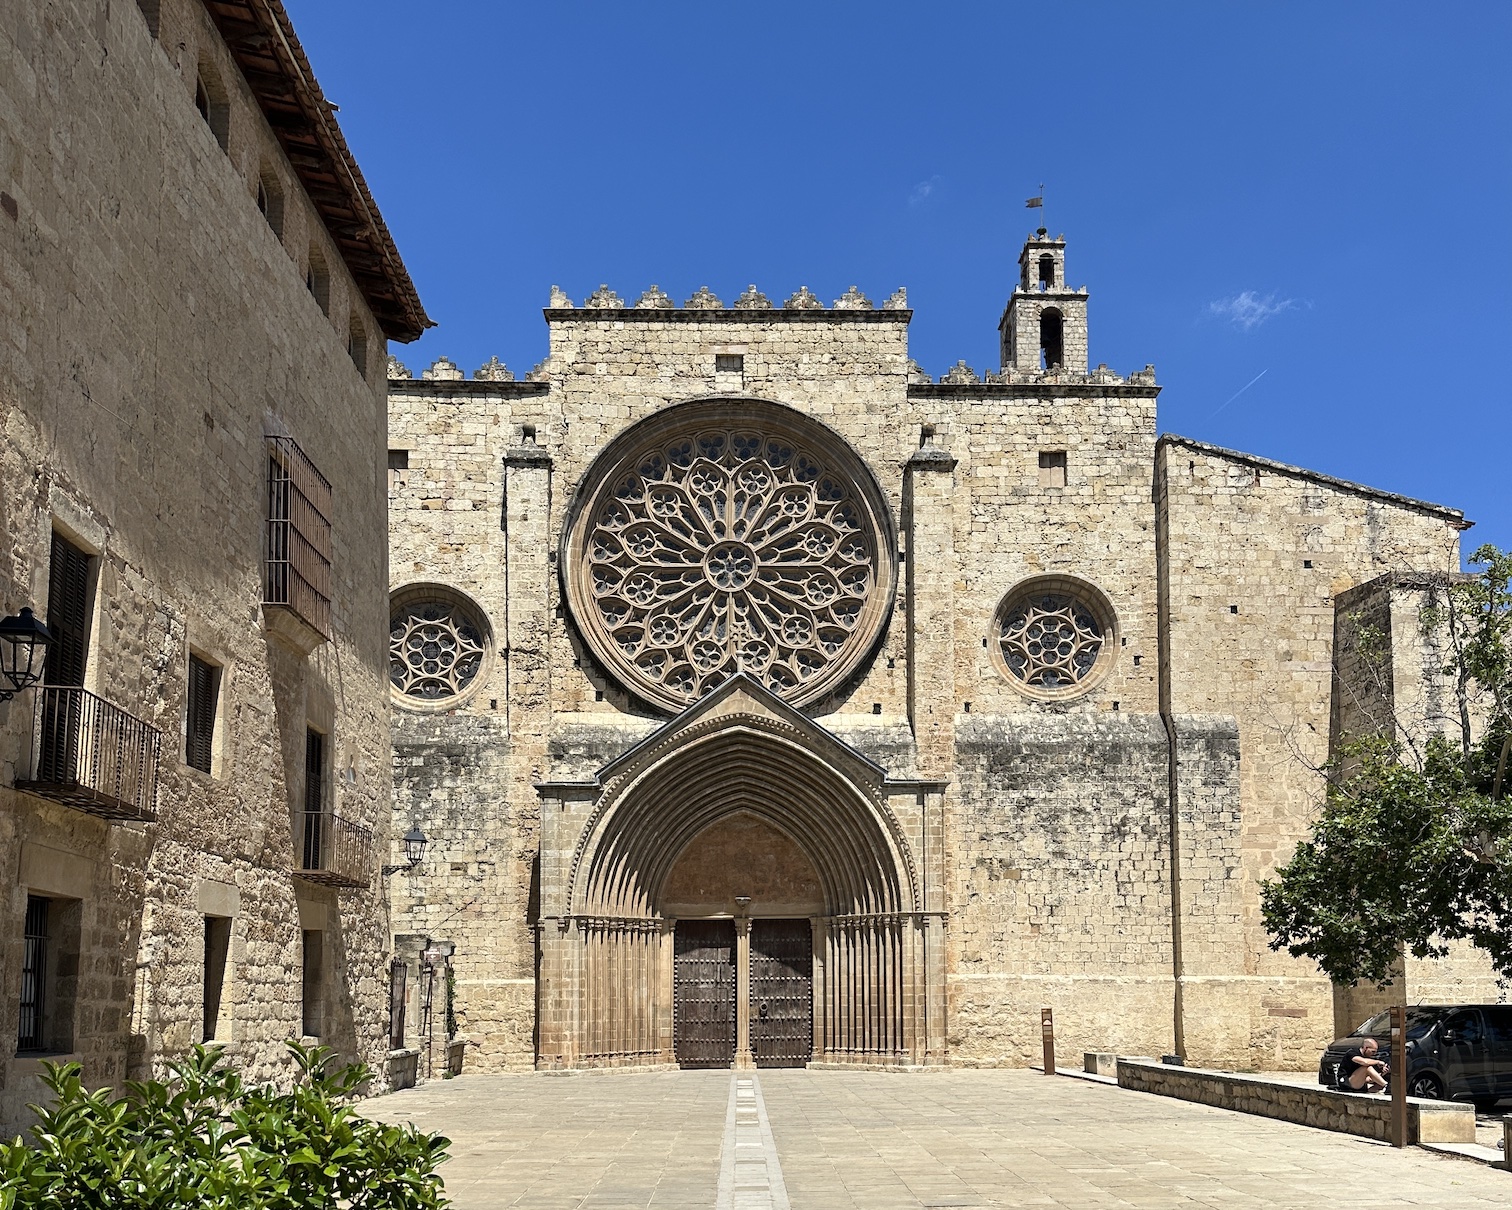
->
[993,577,1116,697]
[389,594,487,702]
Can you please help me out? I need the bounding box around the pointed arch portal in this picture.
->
[534,676,946,1069]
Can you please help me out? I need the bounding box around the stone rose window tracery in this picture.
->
[564,401,896,712]
[389,592,489,705]
[992,576,1117,699]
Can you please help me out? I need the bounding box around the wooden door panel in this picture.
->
[674,920,734,1069]
[751,919,813,1068]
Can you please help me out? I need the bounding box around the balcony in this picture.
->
[295,810,372,889]
[264,436,332,653]
[15,686,162,822]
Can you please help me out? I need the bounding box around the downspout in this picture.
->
[1153,443,1185,1060]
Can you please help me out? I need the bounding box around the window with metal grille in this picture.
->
[264,437,332,640]
[186,654,219,774]
[388,958,408,1048]
[301,930,324,1038]
[202,916,231,1042]
[302,729,326,870]
[45,533,91,687]
[18,897,48,1051]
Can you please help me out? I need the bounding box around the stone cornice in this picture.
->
[387,379,551,397]
[544,308,913,325]
[908,382,1161,400]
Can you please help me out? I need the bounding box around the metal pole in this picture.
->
[1390,1004,1407,1148]
[1041,1007,1056,1076]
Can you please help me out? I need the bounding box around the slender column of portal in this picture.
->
[734,917,754,1070]
[809,916,826,1064]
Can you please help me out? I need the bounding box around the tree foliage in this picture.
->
[0,1043,450,1210]
[1261,544,1512,986]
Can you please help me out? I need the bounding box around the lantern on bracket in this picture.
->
[0,608,51,701]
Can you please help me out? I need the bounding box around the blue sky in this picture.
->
[287,1,1511,560]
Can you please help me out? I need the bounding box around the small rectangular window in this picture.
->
[715,354,743,373]
[388,449,410,491]
[203,916,232,1042]
[1038,450,1067,488]
[301,930,324,1038]
[18,897,49,1051]
[186,654,220,774]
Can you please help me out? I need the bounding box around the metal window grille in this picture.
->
[19,897,48,1051]
[264,437,332,639]
[186,655,218,773]
[388,958,408,1049]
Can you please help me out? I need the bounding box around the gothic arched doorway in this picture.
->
[533,676,946,1070]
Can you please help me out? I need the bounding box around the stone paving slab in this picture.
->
[361,1068,1512,1208]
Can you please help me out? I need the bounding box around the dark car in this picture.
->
[1318,1005,1512,1110]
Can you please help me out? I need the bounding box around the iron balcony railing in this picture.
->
[16,686,161,822]
[264,436,332,641]
[295,810,372,889]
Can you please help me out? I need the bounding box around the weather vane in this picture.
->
[1025,184,1045,232]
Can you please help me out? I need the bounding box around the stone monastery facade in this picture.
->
[387,242,1482,1076]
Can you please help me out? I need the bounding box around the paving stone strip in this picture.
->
[716,1074,791,1210]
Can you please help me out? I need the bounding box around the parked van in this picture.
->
[1318,1005,1512,1110]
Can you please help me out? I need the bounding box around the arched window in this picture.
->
[1039,307,1064,370]
[306,249,330,316]
[1038,254,1055,289]
[194,61,230,152]
[256,169,284,240]
[348,315,368,378]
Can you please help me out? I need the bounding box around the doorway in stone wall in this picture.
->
[673,920,735,1068]
[749,919,812,1068]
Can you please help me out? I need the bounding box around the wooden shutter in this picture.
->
[186,656,217,773]
[45,533,91,686]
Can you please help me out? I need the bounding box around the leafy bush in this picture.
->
[0,1042,449,1209]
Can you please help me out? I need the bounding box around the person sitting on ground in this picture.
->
[1337,1036,1389,1093]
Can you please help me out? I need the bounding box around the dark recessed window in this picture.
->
[18,897,48,1051]
[715,353,743,374]
[1038,450,1067,488]
[301,930,324,1038]
[186,653,220,774]
[203,916,231,1042]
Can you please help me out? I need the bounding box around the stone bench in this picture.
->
[1115,1057,1476,1144]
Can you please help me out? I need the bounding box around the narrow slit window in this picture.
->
[306,250,330,316]
[301,930,324,1038]
[185,653,220,774]
[256,172,284,239]
[202,916,232,1042]
[1038,450,1068,488]
[348,316,367,378]
[134,0,161,37]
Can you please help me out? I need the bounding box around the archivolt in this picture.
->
[572,719,913,919]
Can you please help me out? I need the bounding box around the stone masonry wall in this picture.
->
[1156,437,1464,1069]
[0,0,396,1131]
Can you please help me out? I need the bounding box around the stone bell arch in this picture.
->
[534,676,946,1069]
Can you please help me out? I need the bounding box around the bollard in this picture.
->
[1390,1004,1408,1149]
[1041,1007,1055,1076]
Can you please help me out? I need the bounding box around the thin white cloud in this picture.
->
[1208,290,1296,331]
[908,175,942,208]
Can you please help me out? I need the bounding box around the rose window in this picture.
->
[993,578,1116,697]
[389,598,486,702]
[564,401,895,711]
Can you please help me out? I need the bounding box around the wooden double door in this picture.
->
[672,919,813,1069]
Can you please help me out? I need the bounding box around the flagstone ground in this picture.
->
[360,1069,1511,1209]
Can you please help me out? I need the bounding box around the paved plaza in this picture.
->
[361,1068,1511,1208]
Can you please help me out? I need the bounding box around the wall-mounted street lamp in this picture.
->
[0,608,51,702]
[382,824,428,876]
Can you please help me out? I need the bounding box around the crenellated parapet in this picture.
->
[542,282,913,318]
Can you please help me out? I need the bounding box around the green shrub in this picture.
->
[0,1042,449,1209]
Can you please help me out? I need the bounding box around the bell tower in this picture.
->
[1000,229,1089,375]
